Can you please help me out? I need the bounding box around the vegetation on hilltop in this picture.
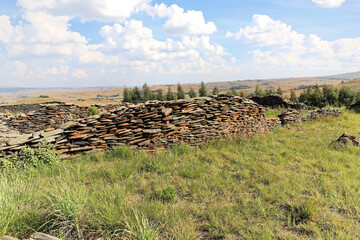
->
[1,111,360,239]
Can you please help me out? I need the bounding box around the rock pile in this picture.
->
[334,133,360,147]
[251,94,313,110]
[0,95,279,158]
[6,103,89,134]
[278,108,341,126]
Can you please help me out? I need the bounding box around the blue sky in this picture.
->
[0,0,359,87]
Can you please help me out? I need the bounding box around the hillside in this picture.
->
[324,71,360,80]
[336,78,360,91]
[1,110,360,239]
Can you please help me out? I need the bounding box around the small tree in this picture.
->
[142,83,152,101]
[199,81,207,97]
[265,88,275,96]
[338,86,355,106]
[290,90,298,102]
[212,87,219,95]
[166,87,176,101]
[230,87,238,96]
[123,88,132,102]
[255,85,265,97]
[156,89,165,101]
[177,83,185,99]
[239,89,247,98]
[189,87,197,98]
[322,85,338,106]
[277,87,283,96]
[131,87,142,104]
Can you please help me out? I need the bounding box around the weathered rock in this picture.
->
[30,232,62,240]
[334,133,360,147]
[1,236,20,240]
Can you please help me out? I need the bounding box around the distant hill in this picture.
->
[0,87,36,95]
[323,71,360,80]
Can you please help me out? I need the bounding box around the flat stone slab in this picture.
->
[30,232,62,240]
[1,236,20,240]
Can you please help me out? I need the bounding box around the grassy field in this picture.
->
[1,111,360,239]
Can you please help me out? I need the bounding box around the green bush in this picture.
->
[39,95,49,98]
[87,106,99,117]
[0,142,59,171]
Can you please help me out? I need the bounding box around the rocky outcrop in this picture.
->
[251,94,313,110]
[334,133,360,147]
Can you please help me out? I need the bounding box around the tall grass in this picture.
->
[1,111,360,239]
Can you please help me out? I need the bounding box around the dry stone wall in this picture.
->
[0,95,279,158]
[0,95,342,158]
[251,94,313,110]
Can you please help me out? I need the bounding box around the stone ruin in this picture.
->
[251,94,314,110]
[0,95,342,158]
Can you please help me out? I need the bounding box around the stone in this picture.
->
[1,236,20,240]
[30,232,62,240]
[6,134,32,146]
[41,129,64,138]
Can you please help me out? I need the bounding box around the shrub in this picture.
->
[0,142,59,171]
[87,106,98,117]
[156,186,176,202]
[39,95,49,98]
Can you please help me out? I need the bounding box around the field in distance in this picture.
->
[1,71,360,106]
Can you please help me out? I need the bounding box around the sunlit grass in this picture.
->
[1,111,360,239]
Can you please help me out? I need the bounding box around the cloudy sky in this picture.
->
[0,0,359,87]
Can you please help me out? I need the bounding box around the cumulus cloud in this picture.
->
[226,14,305,53]
[17,0,150,22]
[72,69,88,78]
[0,15,14,44]
[0,0,235,87]
[96,20,228,73]
[312,0,346,8]
[144,3,216,36]
[228,14,360,75]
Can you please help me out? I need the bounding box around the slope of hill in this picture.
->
[1,110,360,239]
[324,71,360,80]
[336,78,360,91]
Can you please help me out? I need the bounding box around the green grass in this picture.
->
[1,111,360,239]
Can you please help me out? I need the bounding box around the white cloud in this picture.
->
[17,0,150,22]
[144,3,216,36]
[226,14,305,52]
[72,69,88,78]
[3,11,87,58]
[0,1,235,87]
[228,14,360,75]
[312,0,346,8]
[96,20,229,73]
[0,15,14,44]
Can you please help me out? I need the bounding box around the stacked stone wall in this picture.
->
[251,94,313,110]
[0,95,342,158]
[0,95,280,157]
